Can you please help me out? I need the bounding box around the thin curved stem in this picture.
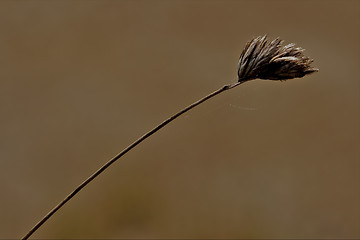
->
[22,80,244,240]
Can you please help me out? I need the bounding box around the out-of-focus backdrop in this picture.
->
[1,0,359,239]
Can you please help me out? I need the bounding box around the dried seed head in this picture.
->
[237,35,318,82]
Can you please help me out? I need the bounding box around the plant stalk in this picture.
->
[22,81,243,240]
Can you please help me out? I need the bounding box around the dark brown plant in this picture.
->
[238,35,318,82]
[22,35,318,240]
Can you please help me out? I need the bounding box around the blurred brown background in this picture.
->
[0,0,359,239]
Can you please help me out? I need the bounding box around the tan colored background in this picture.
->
[0,0,359,239]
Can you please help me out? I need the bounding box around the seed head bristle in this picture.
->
[238,35,318,82]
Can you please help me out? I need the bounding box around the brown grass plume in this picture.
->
[238,35,318,82]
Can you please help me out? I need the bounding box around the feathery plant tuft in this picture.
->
[22,35,318,240]
[238,35,318,81]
